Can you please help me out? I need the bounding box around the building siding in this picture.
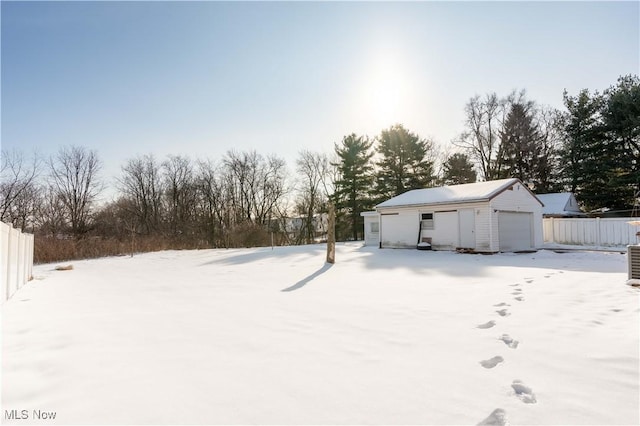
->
[378,201,493,250]
[374,181,543,252]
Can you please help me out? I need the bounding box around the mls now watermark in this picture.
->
[5,409,57,421]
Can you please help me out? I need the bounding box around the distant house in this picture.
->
[283,213,328,242]
[536,193,586,218]
[362,178,543,253]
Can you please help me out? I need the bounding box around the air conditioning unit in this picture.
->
[629,245,640,280]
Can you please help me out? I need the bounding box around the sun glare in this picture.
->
[361,54,409,127]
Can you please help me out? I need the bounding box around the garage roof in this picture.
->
[376,178,539,208]
[536,193,586,217]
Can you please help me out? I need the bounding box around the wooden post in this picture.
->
[326,202,335,264]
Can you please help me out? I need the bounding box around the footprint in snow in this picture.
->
[499,334,519,348]
[479,356,504,369]
[509,283,520,287]
[511,380,537,403]
[525,279,533,284]
[477,320,496,329]
[514,296,524,302]
[493,302,510,307]
[511,291,522,296]
[477,408,508,426]
[496,309,510,317]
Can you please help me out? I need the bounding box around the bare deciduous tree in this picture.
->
[455,93,507,181]
[0,149,41,230]
[162,155,197,237]
[49,146,102,236]
[195,159,228,246]
[224,150,288,225]
[117,154,163,234]
[295,150,330,244]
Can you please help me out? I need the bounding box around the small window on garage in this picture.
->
[370,222,379,233]
[420,213,434,230]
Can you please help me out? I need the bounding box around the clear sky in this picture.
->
[2,0,638,197]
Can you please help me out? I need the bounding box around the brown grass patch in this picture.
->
[34,235,209,264]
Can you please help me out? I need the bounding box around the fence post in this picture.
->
[5,224,13,301]
[596,217,601,247]
[18,232,25,290]
[28,234,34,280]
[1,223,8,302]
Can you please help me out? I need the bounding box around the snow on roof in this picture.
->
[536,193,585,216]
[376,178,522,208]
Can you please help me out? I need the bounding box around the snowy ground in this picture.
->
[2,243,639,425]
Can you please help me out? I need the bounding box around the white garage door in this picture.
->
[498,212,533,252]
[380,213,417,248]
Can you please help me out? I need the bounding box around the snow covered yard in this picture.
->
[2,243,639,425]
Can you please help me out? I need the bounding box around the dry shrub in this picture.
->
[227,223,270,248]
[55,264,74,271]
[34,235,207,264]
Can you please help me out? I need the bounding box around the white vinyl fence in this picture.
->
[543,217,640,247]
[1,222,35,303]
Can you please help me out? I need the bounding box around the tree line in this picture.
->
[1,75,638,261]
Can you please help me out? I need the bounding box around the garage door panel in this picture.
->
[380,214,417,248]
[498,212,532,252]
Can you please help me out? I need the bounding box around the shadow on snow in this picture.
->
[281,263,334,292]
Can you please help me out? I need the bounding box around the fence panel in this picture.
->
[1,222,35,303]
[1,223,9,302]
[544,217,639,247]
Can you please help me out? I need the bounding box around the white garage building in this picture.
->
[362,178,543,253]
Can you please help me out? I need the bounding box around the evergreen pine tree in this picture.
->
[442,153,477,185]
[332,134,374,241]
[602,75,640,210]
[559,89,609,211]
[499,102,542,184]
[374,124,435,201]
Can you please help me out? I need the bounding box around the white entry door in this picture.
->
[458,209,476,249]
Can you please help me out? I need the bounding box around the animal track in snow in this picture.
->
[477,408,508,426]
[496,309,510,317]
[525,279,533,284]
[477,320,496,329]
[514,296,524,302]
[499,334,519,348]
[493,302,510,307]
[511,380,537,403]
[480,356,504,369]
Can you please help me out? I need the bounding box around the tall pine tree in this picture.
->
[499,102,539,181]
[602,75,640,210]
[559,89,609,211]
[332,134,374,241]
[374,124,435,201]
[442,153,477,185]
